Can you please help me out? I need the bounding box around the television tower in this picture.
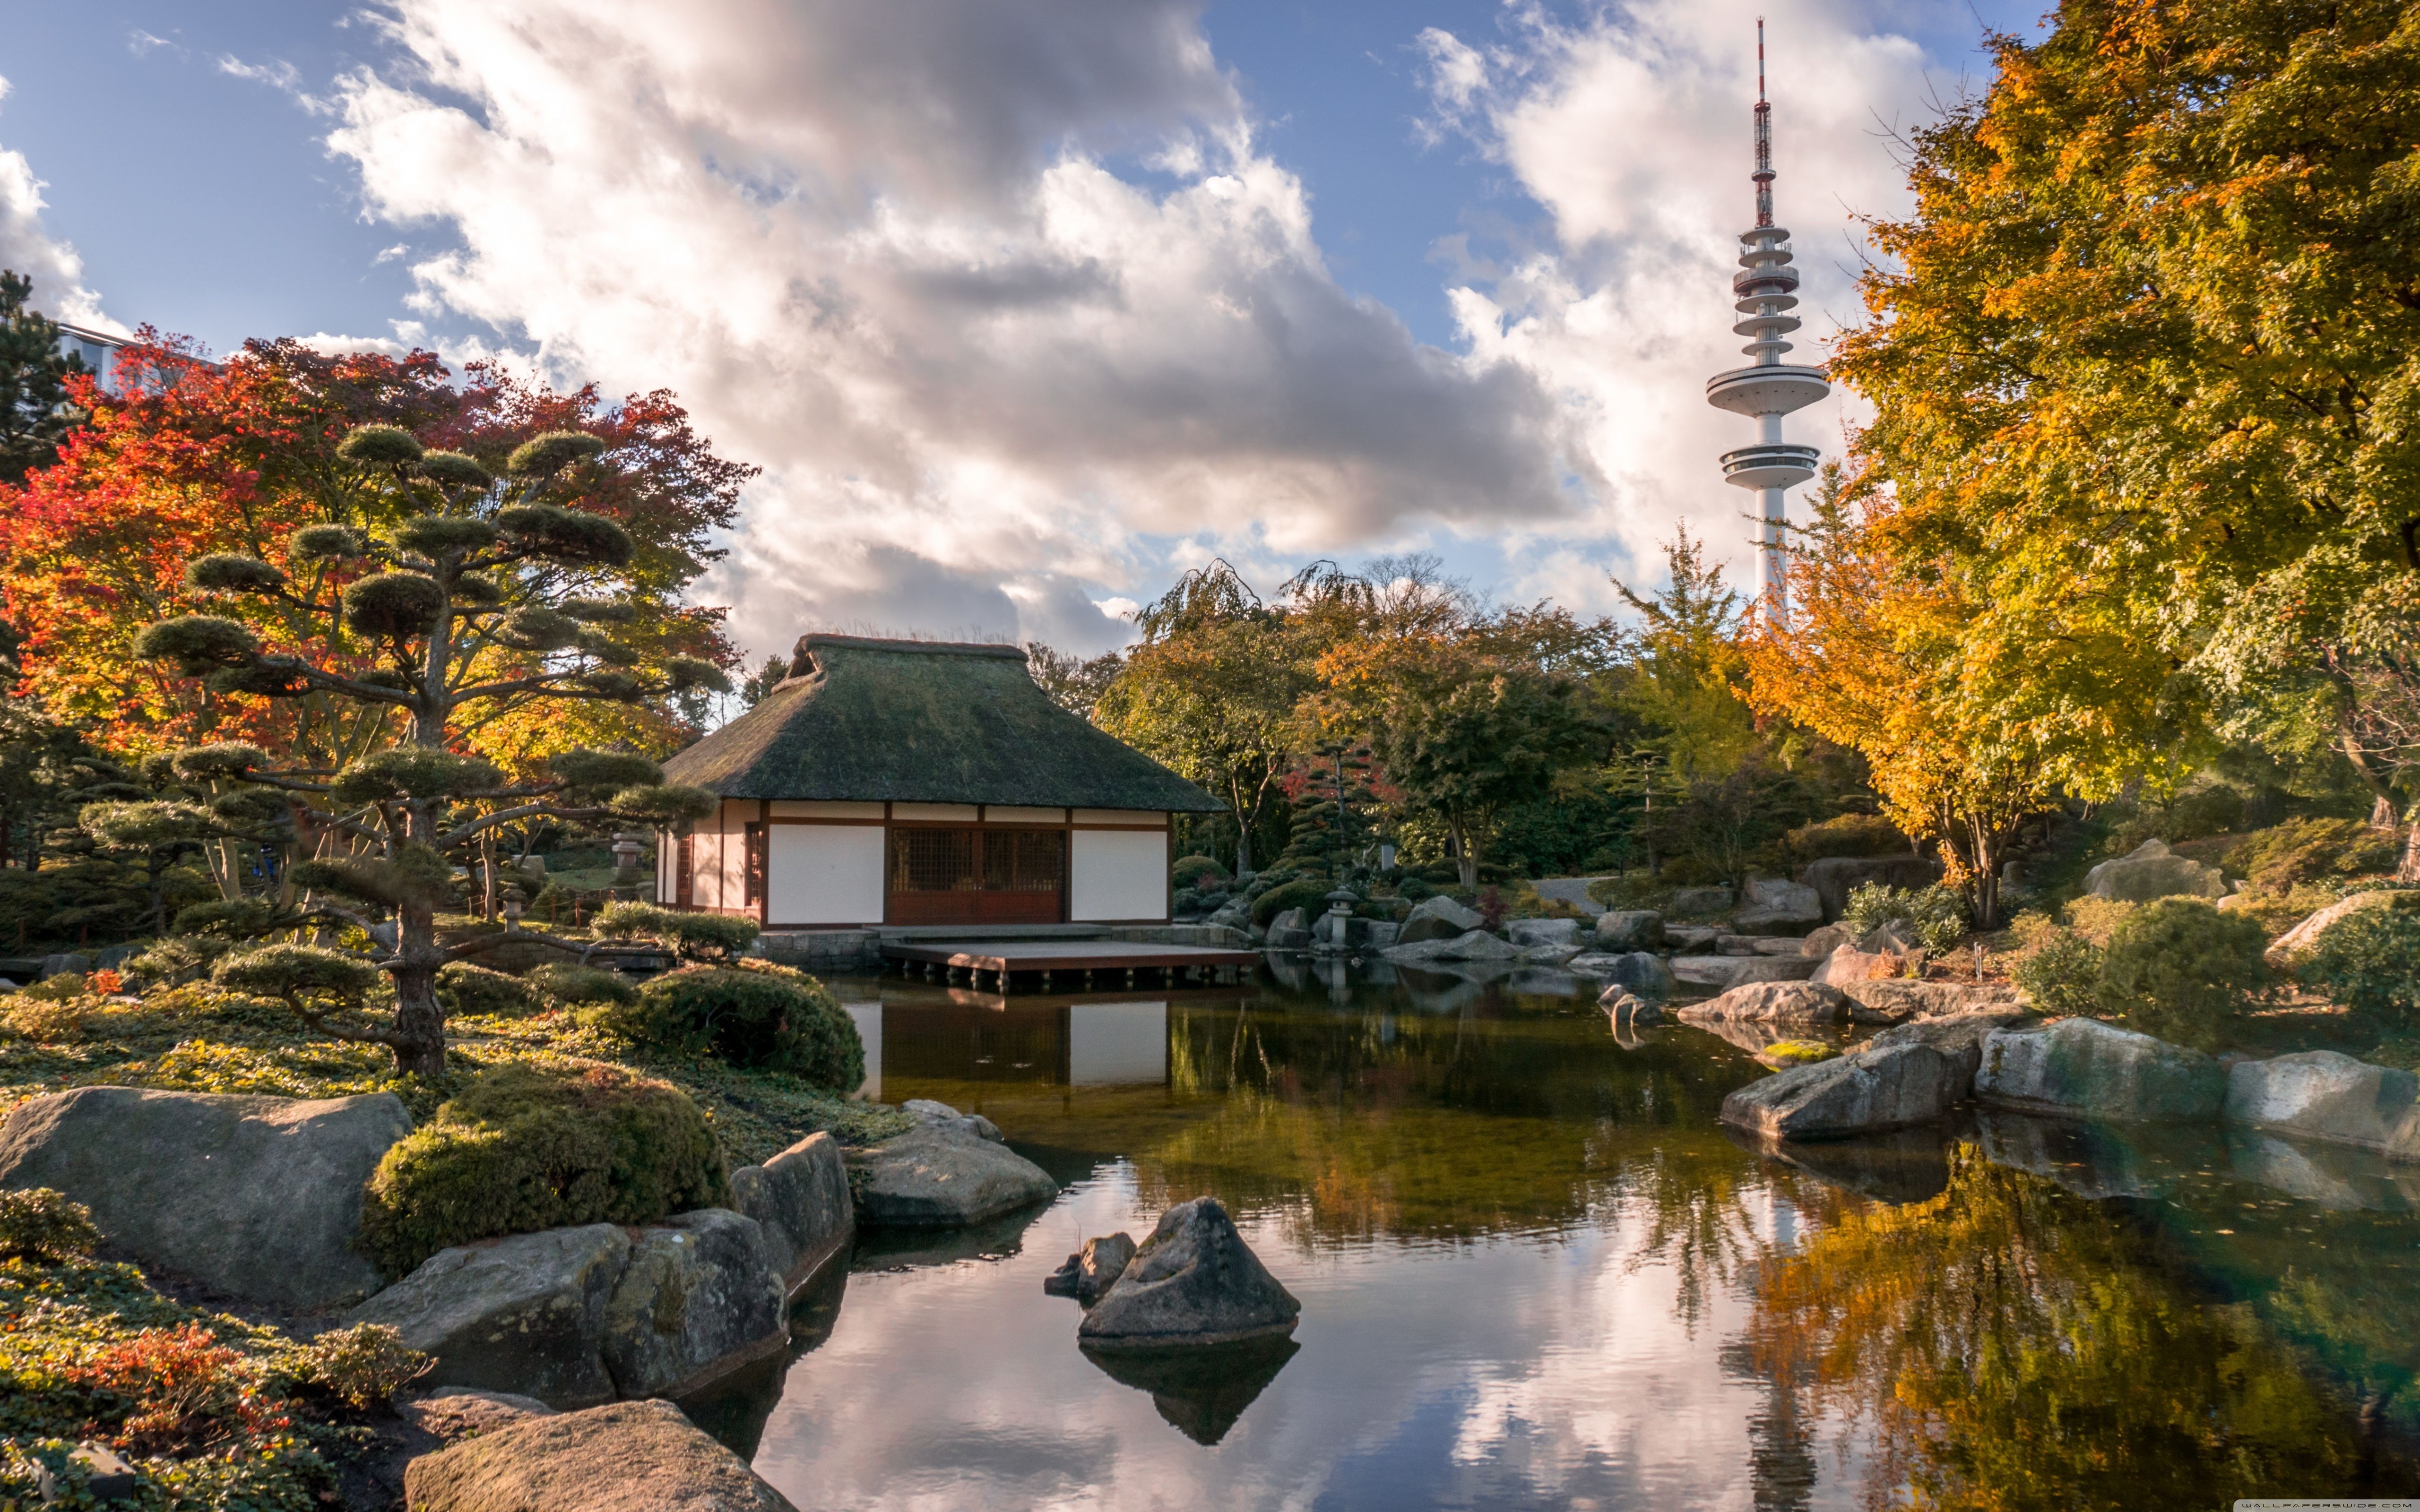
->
[1706,18,1827,615]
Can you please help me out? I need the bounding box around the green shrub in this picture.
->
[593,900,759,961]
[1400,876,1438,902]
[2061,895,2138,946]
[0,1187,101,1261]
[2097,898,2273,1050]
[1786,813,1909,861]
[1251,876,1333,927]
[2303,904,2420,1031]
[16,972,90,1004]
[1840,882,1969,951]
[528,962,638,1008]
[1171,854,1231,890]
[357,1061,726,1277]
[2012,926,2105,1016]
[434,962,540,1017]
[606,966,864,1089]
[2227,817,2399,892]
[282,1323,430,1409]
[1171,886,1206,915]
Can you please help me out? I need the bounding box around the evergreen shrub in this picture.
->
[2303,904,2420,1031]
[528,962,638,1008]
[357,1061,726,1276]
[1251,876,1332,928]
[2097,898,2273,1050]
[1840,883,1969,951]
[434,962,540,1018]
[1786,813,1909,860]
[0,1187,101,1261]
[1171,854,1231,891]
[602,965,864,1090]
[2009,918,2105,1017]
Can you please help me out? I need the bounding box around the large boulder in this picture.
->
[1079,1197,1300,1350]
[1862,1008,2037,1087]
[2082,839,2228,903]
[1810,944,1901,988]
[1798,923,1853,959]
[1383,929,1523,964]
[1731,876,1824,935]
[1720,1042,1962,1141]
[1669,954,1820,990]
[728,1132,853,1292]
[847,1124,1058,1227]
[1505,917,1582,948]
[1593,910,1665,951]
[0,1087,409,1310]
[1399,895,1485,945]
[1678,980,1849,1024]
[1841,979,2021,1022]
[2224,1051,2420,1154]
[349,1224,633,1408]
[1667,885,1735,917]
[1584,950,1677,999]
[602,1210,788,1399]
[403,1399,797,1512]
[1044,1231,1138,1303]
[1975,1017,2225,1122]
[2265,890,2400,968]
[1800,855,1941,921]
[1264,908,1312,950]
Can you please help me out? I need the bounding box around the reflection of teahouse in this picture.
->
[657,635,1222,929]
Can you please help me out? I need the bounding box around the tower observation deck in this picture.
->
[1706,19,1827,614]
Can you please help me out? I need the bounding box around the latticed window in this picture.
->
[891,829,978,892]
[982,829,1066,892]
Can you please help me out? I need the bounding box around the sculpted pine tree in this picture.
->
[135,423,726,1074]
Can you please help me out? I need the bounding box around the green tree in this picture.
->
[0,270,86,485]
[1025,643,1127,719]
[1370,657,1596,888]
[1612,528,1758,787]
[135,423,726,1074]
[1096,563,1307,874]
[1834,0,2420,849]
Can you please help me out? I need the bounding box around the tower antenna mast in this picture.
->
[1705,17,1828,616]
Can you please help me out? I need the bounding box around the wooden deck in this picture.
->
[881,938,1259,991]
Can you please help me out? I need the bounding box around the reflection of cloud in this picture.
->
[749,1169,1830,1510]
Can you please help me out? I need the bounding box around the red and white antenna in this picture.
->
[1752,17,1774,228]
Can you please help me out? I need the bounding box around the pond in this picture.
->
[693,957,2420,1510]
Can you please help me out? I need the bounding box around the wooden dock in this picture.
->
[880,938,1259,992]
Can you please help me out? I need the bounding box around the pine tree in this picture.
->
[0,271,86,485]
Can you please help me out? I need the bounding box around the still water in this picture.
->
[704,957,2420,1510]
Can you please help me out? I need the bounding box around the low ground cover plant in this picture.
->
[356,1060,727,1276]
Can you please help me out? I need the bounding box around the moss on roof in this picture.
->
[663,635,1222,811]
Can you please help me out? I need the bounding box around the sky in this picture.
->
[0,0,2043,664]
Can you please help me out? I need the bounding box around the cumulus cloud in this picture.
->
[0,77,112,330]
[1416,0,1939,609]
[326,0,1589,657]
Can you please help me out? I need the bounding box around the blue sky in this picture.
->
[0,1,2043,659]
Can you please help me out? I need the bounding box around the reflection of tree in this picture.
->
[1748,1146,2384,1509]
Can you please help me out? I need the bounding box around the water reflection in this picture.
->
[734,961,2420,1508]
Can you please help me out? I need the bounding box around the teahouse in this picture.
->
[656,634,1222,929]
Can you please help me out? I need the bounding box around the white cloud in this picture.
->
[1417,0,1938,607]
[0,77,112,331]
[325,0,1589,659]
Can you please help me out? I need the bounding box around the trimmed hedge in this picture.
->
[601,965,864,1090]
[357,1061,726,1277]
[434,962,540,1017]
[2099,898,2273,1050]
[1251,876,1332,928]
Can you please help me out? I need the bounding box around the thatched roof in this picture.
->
[662,634,1222,811]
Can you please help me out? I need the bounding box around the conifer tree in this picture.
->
[0,271,86,485]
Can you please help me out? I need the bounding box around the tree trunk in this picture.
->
[2374,793,2400,832]
[388,902,449,1076]
[1969,817,2001,932]
[1230,776,1253,877]
[1451,816,1477,891]
[2400,819,2420,886]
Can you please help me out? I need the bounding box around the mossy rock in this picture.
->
[357,1061,726,1278]
[1758,1040,1840,1068]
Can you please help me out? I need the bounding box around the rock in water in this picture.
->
[403,1399,797,1512]
[847,1124,1058,1227]
[1721,1042,1963,1141]
[1975,1017,2225,1122]
[1678,981,1850,1024]
[2082,839,2228,903]
[1668,954,1821,990]
[1264,908,1312,950]
[1861,1008,2037,1087]
[1841,979,2019,1022]
[601,1210,788,1398]
[348,1224,634,1408]
[1505,918,1581,948]
[1399,895,1485,945]
[2224,1051,2420,1154]
[1078,1197,1300,1349]
[0,1086,409,1309]
[728,1132,854,1292]
[1044,1232,1138,1302]
[1082,1336,1301,1446]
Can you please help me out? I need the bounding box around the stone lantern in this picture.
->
[1320,885,1358,953]
[611,833,645,889]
